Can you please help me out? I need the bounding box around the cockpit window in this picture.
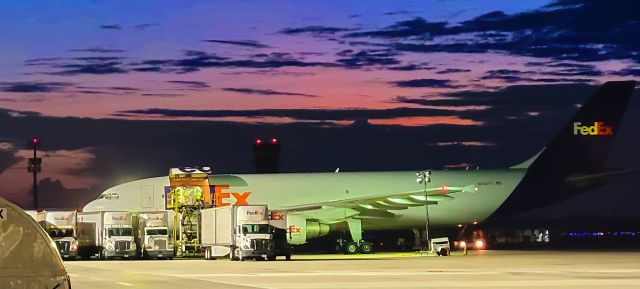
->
[98,192,120,200]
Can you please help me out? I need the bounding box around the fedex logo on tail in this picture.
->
[573,122,613,136]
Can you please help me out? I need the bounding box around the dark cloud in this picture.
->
[136,50,337,73]
[167,80,210,89]
[346,1,640,63]
[393,78,459,88]
[387,63,435,71]
[336,49,400,68]
[436,68,471,74]
[611,67,640,77]
[134,23,159,29]
[0,81,71,93]
[141,93,184,97]
[99,24,122,30]
[480,69,593,84]
[347,18,448,39]
[383,11,411,16]
[118,107,471,122]
[393,83,603,123]
[0,147,21,175]
[204,39,270,48]
[52,61,128,75]
[222,88,318,97]
[70,47,125,53]
[279,26,355,35]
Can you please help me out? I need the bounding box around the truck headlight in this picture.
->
[70,241,78,251]
[243,245,250,249]
[106,243,114,250]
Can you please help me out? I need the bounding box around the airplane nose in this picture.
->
[82,199,107,212]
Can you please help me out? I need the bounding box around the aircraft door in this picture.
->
[141,185,154,209]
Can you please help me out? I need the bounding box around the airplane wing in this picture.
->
[273,184,476,223]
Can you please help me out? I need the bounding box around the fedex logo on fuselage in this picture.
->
[573,122,613,136]
[215,185,251,207]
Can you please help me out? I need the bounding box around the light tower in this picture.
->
[416,170,432,252]
[27,138,42,209]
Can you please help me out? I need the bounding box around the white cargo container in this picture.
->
[77,211,137,259]
[200,205,274,261]
[137,211,173,259]
[37,210,78,260]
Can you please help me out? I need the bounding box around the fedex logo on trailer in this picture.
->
[112,216,127,221]
[246,210,264,216]
[573,122,613,136]
[53,216,70,221]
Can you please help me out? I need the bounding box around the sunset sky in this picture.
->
[1,0,639,215]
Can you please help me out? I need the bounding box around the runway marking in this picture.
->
[116,282,133,286]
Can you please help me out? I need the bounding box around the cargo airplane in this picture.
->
[84,81,637,253]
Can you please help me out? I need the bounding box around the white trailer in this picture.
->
[137,211,173,259]
[201,205,274,261]
[77,211,137,259]
[37,210,78,260]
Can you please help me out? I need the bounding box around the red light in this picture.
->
[32,138,39,144]
[255,139,262,145]
[271,138,278,144]
[441,185,448,192]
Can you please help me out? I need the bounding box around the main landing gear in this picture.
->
[336,219,374,254]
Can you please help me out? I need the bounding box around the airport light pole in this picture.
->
[27,138,42,209]
[416,170,431,252]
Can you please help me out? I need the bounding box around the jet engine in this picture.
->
[286,214,330,245]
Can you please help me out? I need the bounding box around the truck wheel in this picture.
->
[439,248,449,256]
[285,254,291,261]
[231,247,241,261]
[344,242,359,254]
[267,255,276,261]
[359,242,373,254]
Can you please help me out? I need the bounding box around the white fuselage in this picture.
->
[83,169,526,230]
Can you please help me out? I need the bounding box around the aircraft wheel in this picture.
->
[344,242,359,254]
[359,242,373,254]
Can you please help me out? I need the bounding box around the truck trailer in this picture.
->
[137,211,173,259]
[77,211,137,259]
[200,205,274,261]
[37,210,78,260]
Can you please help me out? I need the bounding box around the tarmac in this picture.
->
[65,250,640,288]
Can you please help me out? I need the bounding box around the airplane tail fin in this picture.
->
[492,81,637,218]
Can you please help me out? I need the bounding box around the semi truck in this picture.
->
[36,210,78,260]
[77,211,137,259]
[200,205,274,261]
[137,211,173,259]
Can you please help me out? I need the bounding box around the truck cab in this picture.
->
[37,210,79,260]
[233,223,273,260]
[102,212,137,259]
[138,211,174,259]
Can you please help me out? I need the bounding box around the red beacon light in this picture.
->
[32,138,39,144]
[271,138,278,144]
[255,139,262,145]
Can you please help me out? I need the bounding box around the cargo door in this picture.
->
[141,185,154,209]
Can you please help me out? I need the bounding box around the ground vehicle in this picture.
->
[1,197,71,288]
[201,205,273,261]
[137,211,173,259]
[77,211,137,259]
[37,210,78,260]
[430,237,451,256]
